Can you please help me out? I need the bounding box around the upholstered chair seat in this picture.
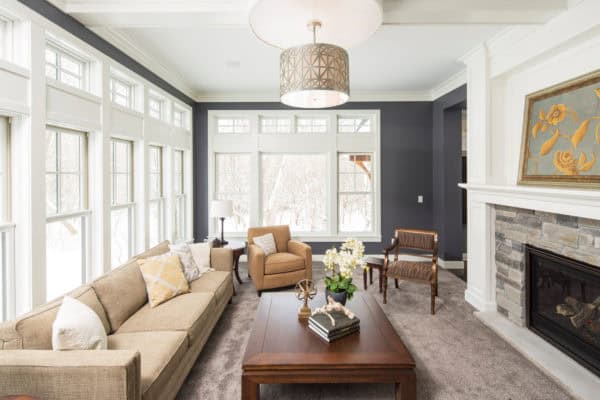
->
[386,260,433,281]
[264,252,305,275]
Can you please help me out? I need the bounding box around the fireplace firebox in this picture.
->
[526,245,600,376]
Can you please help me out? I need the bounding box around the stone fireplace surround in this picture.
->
[494,206,600,327]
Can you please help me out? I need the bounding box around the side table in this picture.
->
[223,240,246,285]
[363,256,384,293]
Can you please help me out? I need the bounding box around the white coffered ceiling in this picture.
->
[48,0,570,101]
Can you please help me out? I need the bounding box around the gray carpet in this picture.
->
[177,264,574,400]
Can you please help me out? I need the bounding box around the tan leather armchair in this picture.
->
[247,225,312,295]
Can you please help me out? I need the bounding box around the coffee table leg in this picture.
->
[242,375,259,400]
[395,371,416,400]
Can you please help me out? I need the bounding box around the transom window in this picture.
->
[110,77,134,109]
[209,111,380,240]
[110,139,134,267]
[45,42,88,90]
[217,118,250,134]
[173,108,185,128]
[148,96,165,120]
[338,117,372,133]
[260,117,291,134]
[148,145,164,246]
[296,117,327,133]
[45,128,89,301]
[0,16,13,62]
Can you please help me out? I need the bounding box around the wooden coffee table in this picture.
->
[241,293,416,399]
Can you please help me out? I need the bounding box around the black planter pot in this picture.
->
[325,288,348,305]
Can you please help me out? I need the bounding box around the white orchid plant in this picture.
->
[323,239,367,300]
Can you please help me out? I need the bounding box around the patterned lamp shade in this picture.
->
[280,43,349,109]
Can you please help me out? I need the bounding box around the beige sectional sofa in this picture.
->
[0,241,234,400]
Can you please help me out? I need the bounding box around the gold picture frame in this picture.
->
[518,69,600,188]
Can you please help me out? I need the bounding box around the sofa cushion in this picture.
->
[93,260,148,333]
[116,292,215,343]
[15,286,110,349]
[189,271,232,305]
[264,252,305,275]
[108,331,188,396]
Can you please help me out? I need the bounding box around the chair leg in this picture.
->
[257,290,262,297]
[363,269,368,290]
[434,282,438,297]
[378,267,383,293]
[383,276,388,304]
[431,284,436,315]
[395,279,399,289]
[369,267,373,284]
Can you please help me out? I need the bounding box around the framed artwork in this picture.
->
[518,70,600,188]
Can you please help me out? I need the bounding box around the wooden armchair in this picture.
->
[247,225,312,296]
[383,228,439,314]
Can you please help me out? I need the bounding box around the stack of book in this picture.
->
[308,311,360,342]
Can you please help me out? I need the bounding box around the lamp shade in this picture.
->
[211,200,233,218]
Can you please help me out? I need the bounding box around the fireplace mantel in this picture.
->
[459,183,600,221]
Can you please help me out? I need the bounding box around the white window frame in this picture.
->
[45,41,89,91]
[45,127,90,300]
[173,107,185,129]
[110,138,135,267]
[208,110,381,242]
[337,115,374,134]
[216,117,250,134]
[148,145,164,246]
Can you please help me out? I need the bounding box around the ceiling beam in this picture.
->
[51,0,569,29]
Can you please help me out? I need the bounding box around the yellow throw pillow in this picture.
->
[137,255,190,307]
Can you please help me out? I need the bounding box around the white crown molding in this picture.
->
[91,27,197,101]
[429,69,467,101]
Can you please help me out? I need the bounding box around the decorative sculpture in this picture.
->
[295,279,317,319]
[311,295,356,327]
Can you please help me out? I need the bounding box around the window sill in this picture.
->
[111,102,144,118]
[0,59,29,79]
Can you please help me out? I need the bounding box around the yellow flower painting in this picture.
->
[519,70,600,187]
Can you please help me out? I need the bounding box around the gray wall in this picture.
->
[193,102,434,254]
[432,86,467,260]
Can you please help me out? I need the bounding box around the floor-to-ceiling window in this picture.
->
[0,117,13,320]
[208,111,380,241]
[148,145,164,246]
[45,127,89,300]
[110,138,134,267]
[173,149,186,243]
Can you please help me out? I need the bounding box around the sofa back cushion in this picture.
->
[248,225,290,253]
[93,261,148,333]
[12,286,109,349]
[93,241,170,332]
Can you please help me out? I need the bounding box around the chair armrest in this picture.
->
[0,350,141,400]
[288,240,313,280]
[210,247,234,272]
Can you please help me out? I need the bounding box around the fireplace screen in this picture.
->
[526,245,600,376]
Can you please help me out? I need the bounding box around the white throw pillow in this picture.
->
[169,243,201,282]
[52,296,107,350]
[188,242,213,277]
[253,233,277,256]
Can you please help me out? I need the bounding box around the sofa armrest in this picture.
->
[211,247,234,272]
[288,240,313,280]
[0,350,141,400]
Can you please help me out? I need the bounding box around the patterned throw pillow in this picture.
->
[137,255,190,307]
[188,242,213,277]
[169,243,200,282]
[253,233,277,256]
